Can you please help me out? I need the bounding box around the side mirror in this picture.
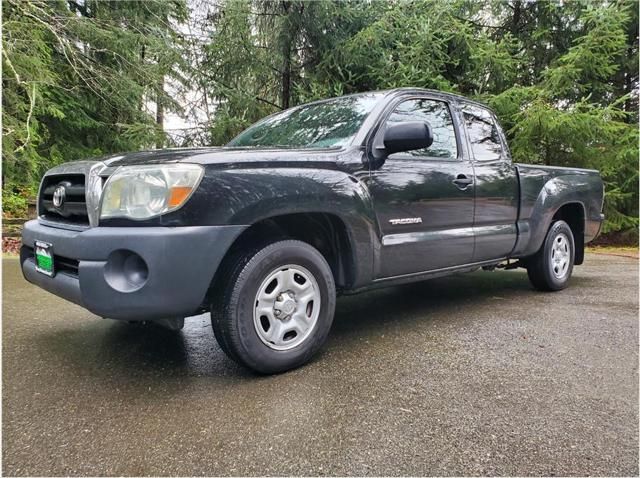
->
[382,121,434,156]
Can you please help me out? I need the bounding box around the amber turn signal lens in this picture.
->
[168,186,193,208]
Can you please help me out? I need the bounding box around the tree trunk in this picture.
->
[510,0,521,36]
[623,15,639,120]
[282,53,291,110]
[280,1,291,109]
[156,75,164,149]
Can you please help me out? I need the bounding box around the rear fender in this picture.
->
[512,175,591,257]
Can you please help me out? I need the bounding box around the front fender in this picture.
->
[195,167,379,287]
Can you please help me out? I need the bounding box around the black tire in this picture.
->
[526,220,575,291]
[210,240,336,374]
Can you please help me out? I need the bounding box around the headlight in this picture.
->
[100,164,204,220]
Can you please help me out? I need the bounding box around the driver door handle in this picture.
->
[452,174,473,189]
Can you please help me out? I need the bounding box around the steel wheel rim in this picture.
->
[550,233,570,280]
[253,264,321,351]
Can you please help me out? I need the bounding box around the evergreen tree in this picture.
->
[2,0,637,237]
[2,0,187,190]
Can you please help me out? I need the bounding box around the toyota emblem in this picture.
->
[52,185,66,208]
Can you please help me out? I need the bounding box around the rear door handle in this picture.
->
[452,174,473,189]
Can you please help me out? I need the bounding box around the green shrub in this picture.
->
[2,186,33,218]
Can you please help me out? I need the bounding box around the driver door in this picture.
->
[366,96,475,278]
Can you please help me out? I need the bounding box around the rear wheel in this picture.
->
[526,220,575,291]
[211,240,336,374]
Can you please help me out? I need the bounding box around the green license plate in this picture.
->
[34,241,54,277]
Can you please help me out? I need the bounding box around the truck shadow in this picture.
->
[32,270,593,379]
[333,270,538,335]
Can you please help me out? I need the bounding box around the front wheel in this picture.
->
[526,220,575,291]
[211,240,336,374]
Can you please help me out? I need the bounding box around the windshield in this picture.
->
[227,93,383,149]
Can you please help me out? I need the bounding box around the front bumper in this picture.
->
[21,220,246,320]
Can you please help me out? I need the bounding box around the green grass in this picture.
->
[587,245,639,257]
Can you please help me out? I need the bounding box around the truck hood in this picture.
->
[97,146,346,168]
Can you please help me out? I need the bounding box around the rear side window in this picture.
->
[385,99,458,159]
[462,105,504,161]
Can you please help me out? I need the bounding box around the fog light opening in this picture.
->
[104,250,149,293]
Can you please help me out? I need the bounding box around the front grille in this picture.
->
[55,255,80,276]
[39,174,89,226]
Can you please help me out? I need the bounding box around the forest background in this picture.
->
[3,0,638,242]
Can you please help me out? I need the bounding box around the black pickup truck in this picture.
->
[21,88,605,373]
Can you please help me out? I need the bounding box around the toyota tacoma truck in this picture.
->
[21,88,605,373]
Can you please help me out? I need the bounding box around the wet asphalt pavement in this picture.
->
[2,254,638,476]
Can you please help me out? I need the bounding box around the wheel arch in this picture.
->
[207,211,373,304]
[513,173,590,259]
[552,202,586,265]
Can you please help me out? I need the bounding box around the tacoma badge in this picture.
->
[389,218,422,225]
